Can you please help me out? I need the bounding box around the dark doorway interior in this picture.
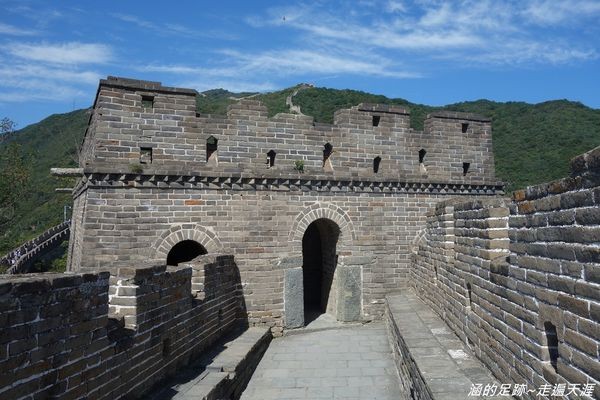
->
[167,240,207,266]
[302,219,339,324]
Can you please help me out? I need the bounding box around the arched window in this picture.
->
[418,149,426,164]
[206,136,218,164]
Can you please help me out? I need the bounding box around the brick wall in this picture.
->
[0,254,245,400]
[411,146,600,399]
[72,188,447,329]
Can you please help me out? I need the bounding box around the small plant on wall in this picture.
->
[129,164,143,174]
[293,160,304,173]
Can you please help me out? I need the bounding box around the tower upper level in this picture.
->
[79,77,500,186]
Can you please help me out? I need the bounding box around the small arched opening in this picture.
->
[267,149,276,168]
[166,240,207,266]
[544,321,559,371]
[418,148,427,173]
[466,282,472,308]
[373,156,382,173]
[206,136,218,165]
[323,143,334,172]
[302,218,340,323]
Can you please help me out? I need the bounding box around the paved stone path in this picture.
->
[241,322,403,400]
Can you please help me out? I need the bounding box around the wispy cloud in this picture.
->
[386,1,407,13]
[111,13,237,40]
[523,0,600,25]
[7,42,112,64]
[140,46,419,93]
[0,41,109,104]
[251,1,599,67]
[0,64,100,85]
[219,49,419,78]
[0,22,38,36]
[150,0,600,93]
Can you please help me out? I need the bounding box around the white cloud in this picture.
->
[0,64,100,85]
[0,22,37,36]
[140,47,420,90]
[7,42,112,64]
[250,1,599,67]
[112,13,237,40]
[387,1,407,13]
[0,39,108,103]
[473,40,598,65]
[523,0,600,25]
[221,49,420,78]
[0,65,97,103]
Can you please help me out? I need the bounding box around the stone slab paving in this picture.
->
[241,322,404,400]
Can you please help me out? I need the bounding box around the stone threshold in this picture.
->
[283,312,368,337]
[386,291,504,400]
[144,326,271,400]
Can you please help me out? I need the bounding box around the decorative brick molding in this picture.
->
[288,202,356,245]
[153,223,223,260]
[81,173,504,196]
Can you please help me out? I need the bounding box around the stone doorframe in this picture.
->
[283,203,363,328]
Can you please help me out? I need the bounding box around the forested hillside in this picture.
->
[1,86,598,255]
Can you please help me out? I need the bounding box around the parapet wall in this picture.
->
[0,254,246,400]
[411,145,600,399]
[79,77,498,185]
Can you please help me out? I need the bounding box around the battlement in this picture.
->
[100,76,198,95]
[426,110,491,122]
[355,102,410,115]
[78,76,499,186]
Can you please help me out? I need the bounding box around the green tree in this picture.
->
[0,118,30,226]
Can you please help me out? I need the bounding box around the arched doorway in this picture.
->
[166,240,207,266]
[302,218,340,323]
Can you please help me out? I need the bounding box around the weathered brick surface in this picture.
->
[0,254,246,400]
[411,146,600,400]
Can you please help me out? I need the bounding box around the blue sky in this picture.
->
[1,0,599,128]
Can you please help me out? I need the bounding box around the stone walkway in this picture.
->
[240,322,403,400]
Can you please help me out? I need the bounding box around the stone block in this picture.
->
[557,294,589,319]
[336,265,362,322]
[284,267,304,329]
